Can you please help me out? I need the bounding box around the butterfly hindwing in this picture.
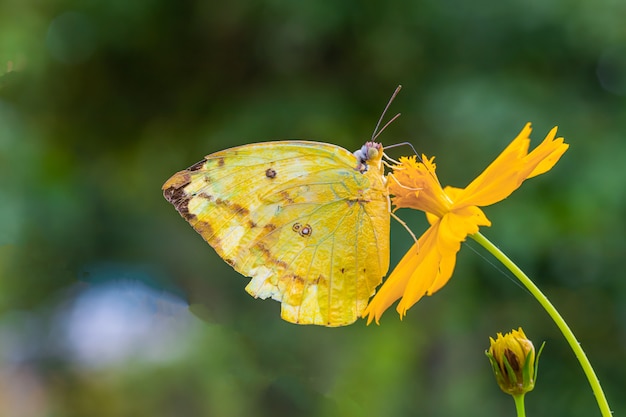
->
[163,141,390,326]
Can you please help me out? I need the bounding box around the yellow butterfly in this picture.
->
[162,140,390,326]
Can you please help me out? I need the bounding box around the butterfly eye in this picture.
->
[367,145,380,160]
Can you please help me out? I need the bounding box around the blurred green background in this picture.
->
[1,0,624,416]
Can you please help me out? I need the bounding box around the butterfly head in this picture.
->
[354,141,383,173]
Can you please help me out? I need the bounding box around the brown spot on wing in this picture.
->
[265,168,277,178]
[280,191,295,204]
[279,273,307,297]
[163,172,191,191]
[176,198,196,221]
[193,220,217,242]
[163,172,192,205]
[264,223,277,232]
[292,223,312,237]
[347,197,370,206]
[233,203,249,217]
[188,159,207,171]
[299,224,312,237]
[218,157,225,167]
[163,185,185,204]
[215,198,249,217]
[198,192,214,201]
[255,241,288,270]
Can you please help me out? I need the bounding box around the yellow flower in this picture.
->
[364,123,569,323]
[486,327,543,396]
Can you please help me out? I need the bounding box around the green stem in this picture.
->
[470,232,612,417]
[513,394,526,417]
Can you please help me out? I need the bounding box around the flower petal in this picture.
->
[420,209,486,296]
[395,227,443,317]
[526,126,569,178]
[453,124,568,208]
[437,207,490,252]
[365,207,494,323]
[453,124,532,207]
[363,224,439,324]
[427,250,457,294]
[388,155,452,217]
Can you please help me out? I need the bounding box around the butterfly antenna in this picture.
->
[373,113,401,141]
[371,85,402,141]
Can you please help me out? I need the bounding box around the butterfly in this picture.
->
[162,87,404,326]
[162,140,390,326]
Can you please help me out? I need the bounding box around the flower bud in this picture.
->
[486,327,544,396]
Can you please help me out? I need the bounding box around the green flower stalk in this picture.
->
[473,232,612,417]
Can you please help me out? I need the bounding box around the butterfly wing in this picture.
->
[162,141,390,326]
